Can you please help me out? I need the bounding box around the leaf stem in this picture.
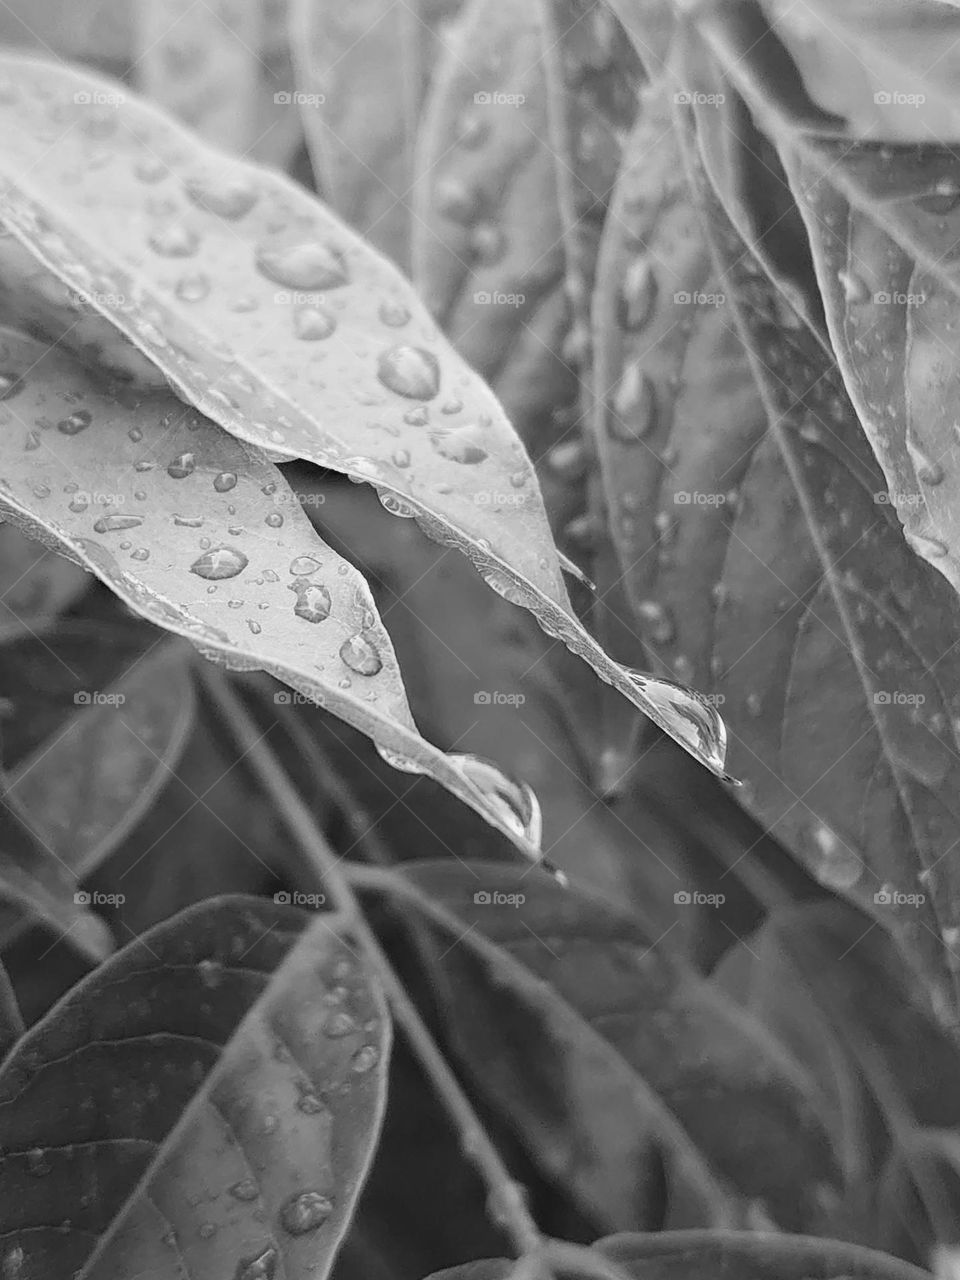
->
[196,665,544,1257]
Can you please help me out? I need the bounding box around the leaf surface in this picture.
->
[0,52,729,776]
[0,895,390,1280]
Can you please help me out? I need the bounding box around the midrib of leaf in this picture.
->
[679,130,960,1008]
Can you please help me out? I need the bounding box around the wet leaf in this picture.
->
[0,326,552,863]
[134,0,264,149]
[290,0,433,267]
[650,106,960,1009]
[425,1231,934,1280]
[372,861,840,1232]
[0,53,729,780]
[0,895,390,1280]
[0,521,89,641]
[8,641,196,880]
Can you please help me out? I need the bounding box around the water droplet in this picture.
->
[190,545,249,580]
[289,579,331,623]
[234,1246,277,1280]
[377,345,440,400]
[168,453,196,479]
[293,306,337,340]
[402,406,428,427]
[837,269,869,304]
[25,1148,51,1177]
[130,547,150,561]
[149,223,200,257]
[213,472,238,493]
[93,514,144,533]
[247,619,262,635]
[280,1190,333,1236]
[392,447,411,467]
[609,366,656,441]
[378,299,411,327]
[231,1179,260,1202]
[255,239,348,290]
[430,423,488,464]
[635,599,674,644]
[198,957,223,988]
[351,1044,380,1073]
[184,172,258,219]
[265,512,284,528]
[290,555,322,575]
[618,258,657,330]
[906,529,948,559]
[434,176,477,224]
[175,272,210,303]
[810,821,863,890]
[469,222,505,264]
[340,634,383,675]
[57,409,92,435]
[379,490,417,517]
[0,371,23,399]
[624,668,726,774]
[454,754,542,849]
[324,1010,357,1037]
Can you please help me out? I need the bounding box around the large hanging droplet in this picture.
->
[279,1189,333,1236]
[167,453,196,479]
[289,555,322,576]
[624,668,726,775]
[93,514,144,533]
[430,424,488,464]
[184,172,259,219]
[213,472,238,493]
[235,1246,278,1280]
[376,345,440,400]
[453,754,542,850]
[255,239,349,290]
[340,634,383,676]
[289,579,331,623]
[190,545,249,580]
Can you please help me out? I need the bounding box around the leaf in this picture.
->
[425,1231,935,1280]
[0,52,731,775]
[8,641,196,880]
[367,860,840,1232]
[591,76,960,1007]
[0,521,89,641]
[0,326,553,864]
[289,0,427,267]
[133,0,265,149]
[0,895,390,1280]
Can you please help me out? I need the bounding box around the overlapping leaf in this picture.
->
[590,85,960,1007]
[0,896,390,1280]
[0,522,89,640]
[0,325,552,861]
[373,861,840,1232]
[0,52,730,779]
